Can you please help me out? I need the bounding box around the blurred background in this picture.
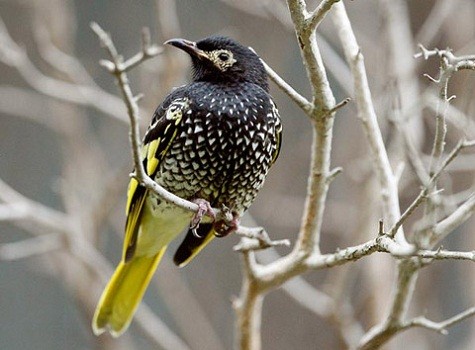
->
[1,0,475,349]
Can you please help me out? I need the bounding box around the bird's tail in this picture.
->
[92,247,167,337]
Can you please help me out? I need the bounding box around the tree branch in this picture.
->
[233,227,290,252]
[0,181,189,350]
[260,58,312,114]
[307,0,342,31]
[331,2,408,247]
[389,140,475,238]
[415,44,475,173]
[233,1,343,346]
[0,234,63,261]
[432,193,475,243]
[416,248,475,262]
[403,306,475,335]
[0,17,135,123]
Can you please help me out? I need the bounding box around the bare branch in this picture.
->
[432,194,475,243]
[415,45,475,66]
[233,227,290,252]
[260,57,312,113]
[326,166,343,184]
[0,17,134,123]
[0,234,63,261]
[327,97,351,115]
[307,0,342,31]
[415,45,475,172]
[0,178,69,232]
[331,2,408,246]
[423,91,475,138]
[359,303,475,349]
[416,248,475,262]
[33,21,98,86]
[287,0,338,254]
[232,1,342,346]
[233,249,262,350]
[415,0,462,49]
[1,184,190,350]
[358,138,475,349]
[389,139,475,238]
[404,306,475,335]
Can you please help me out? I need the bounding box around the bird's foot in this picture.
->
[190,198,216,233]
[214,209,239,237]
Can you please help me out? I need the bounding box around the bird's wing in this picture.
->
[173,223,215,268]
[123,95,190,262]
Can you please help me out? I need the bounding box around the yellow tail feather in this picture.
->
[92,247,167,337]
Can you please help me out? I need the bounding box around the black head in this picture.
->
[165,36,268,91]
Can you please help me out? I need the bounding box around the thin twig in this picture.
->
[260,58,311,114]
[233,227,290,252]
[432,194,475,244]
[326,167,343,184]
[307,0,342,30]
[416,248,475,262]
[389,139,475,237]
[0,234,63,261]
[415,44,475,172]
[403,306,475,335]
[0,179,69,232]
[414,0,462,50]
[327,97,351,115]
[34,21,98,86]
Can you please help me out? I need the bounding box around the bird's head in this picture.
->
[165,36,268,91]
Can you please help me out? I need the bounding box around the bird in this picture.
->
[92,35,282,337]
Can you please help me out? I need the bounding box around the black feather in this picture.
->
[173,224,214,266]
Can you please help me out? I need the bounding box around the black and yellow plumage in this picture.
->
[92,36,282,337]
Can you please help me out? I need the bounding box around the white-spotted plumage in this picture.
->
[149,80,281,215]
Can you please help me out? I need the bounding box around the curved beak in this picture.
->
[164,38,208,60]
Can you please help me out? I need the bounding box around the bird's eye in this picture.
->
[218,52,230,61]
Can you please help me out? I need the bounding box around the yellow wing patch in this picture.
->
[125,178,139,215]
[146,138,160,175]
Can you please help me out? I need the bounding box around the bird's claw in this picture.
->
[214,213,239,237]
[190,199,216,232]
